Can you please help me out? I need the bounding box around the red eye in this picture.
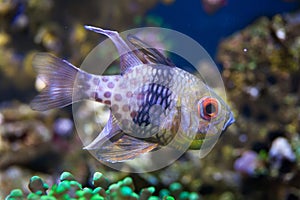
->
[198,97,220,120]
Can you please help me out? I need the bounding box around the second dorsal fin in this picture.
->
[127,34,175,67]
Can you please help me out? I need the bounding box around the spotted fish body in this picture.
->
[30,26,235,162]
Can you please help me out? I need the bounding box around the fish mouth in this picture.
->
[222,112,235,132]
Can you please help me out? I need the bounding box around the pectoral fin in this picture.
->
[83,113,119,150]
[84,114,158,163]
[94,133,158,163]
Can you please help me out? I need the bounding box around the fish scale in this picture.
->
[132,83,172,126]
[110,64,181,139]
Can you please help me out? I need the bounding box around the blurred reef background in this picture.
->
[1,0,300,199]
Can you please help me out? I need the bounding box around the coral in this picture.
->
[5,171,201,200]
[217,10,300,200]
[0,0,160,102]
[0,103,54,169]
[0,102,91,198]
[218,13,300,145]
[234,151,260,176]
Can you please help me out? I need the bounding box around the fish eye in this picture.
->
[198,97,220,120]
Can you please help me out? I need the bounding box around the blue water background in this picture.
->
[148,0,300,59]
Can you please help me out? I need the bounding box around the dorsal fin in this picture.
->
[127,34,175,67]
[84,26,143,74]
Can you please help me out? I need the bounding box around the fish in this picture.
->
[201,0,227,14]
[30,26,235,163]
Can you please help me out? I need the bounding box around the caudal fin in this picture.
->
[30,53,80,111]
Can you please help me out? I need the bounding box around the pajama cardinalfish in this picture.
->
[30,26,235,163]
